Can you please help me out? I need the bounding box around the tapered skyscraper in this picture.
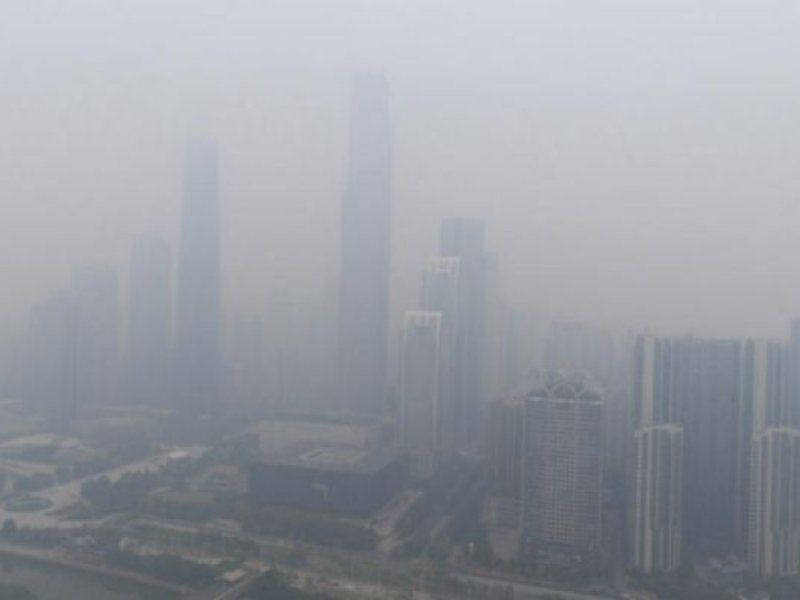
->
[175,138,221,412]
[338,73,392,415]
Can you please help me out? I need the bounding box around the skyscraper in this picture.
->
[632,335,742,558]
[736,340,788,551]
[633,424,684,574]
[70,263,120,409]
[420,257,461,451]
[748,428,800,577]
[400,311,442,474]
[521,372,604,557]
[438,218,488,440]
[632,335,684,573]
[128,236,171,407]
[175,138,221,412]
[338,73,392,415]
[488,396,525,499]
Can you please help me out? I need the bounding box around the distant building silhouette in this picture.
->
[420,257,461,451]
[227,314,266,409]
[400,310,442,475]
[438,218,488,442]
[25,289,79,423]
[488,396,524,500]
[128,236,171,407]
[338,73,393,416]
[70,263,119,409]
[175,138,221,412]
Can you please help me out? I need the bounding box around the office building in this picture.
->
[400,311,442,473]
[488,396,524,499]
[521,372,604,557]
[438,218,488,440]
[748,428,800,577]
[736,340,788,551]
[633,424,684,574]
[337,73,393,416]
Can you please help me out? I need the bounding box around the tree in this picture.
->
[1,518,17,538]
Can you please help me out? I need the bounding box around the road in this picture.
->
[453,572,618,600]
[0,446,206,529]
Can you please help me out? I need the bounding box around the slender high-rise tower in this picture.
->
[439,218,487,441]
[128,236,171,407]
[400,310,442,475]
[338,73,392,415]
[175,138,221,412]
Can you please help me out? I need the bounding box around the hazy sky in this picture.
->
[2,0,800,339]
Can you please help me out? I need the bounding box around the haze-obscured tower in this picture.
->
[128,236,171,407]
[400,311,442,474]
[632,335,684,573]
[338,73,392,415]
[175,138,221,412]
[748,428,800,577]
[420,257,461,450]
[438,218,487,441]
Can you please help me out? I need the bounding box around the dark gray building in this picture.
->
[338,73,392,416]
[249,442,405,516]
[175,138,221,412]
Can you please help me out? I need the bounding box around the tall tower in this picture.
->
[338,73,392,415]
[748,428,800,577]
[420,257,461,450]
[632,335,684,573]
[438,218,487,441]
[633,424,684,574]
[128,236,171,406]
[175,138,221,412]
[400,311,442,475]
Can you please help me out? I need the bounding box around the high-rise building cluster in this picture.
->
[482,325,800,578]
[21,137,222,421]
[9,70,800,587]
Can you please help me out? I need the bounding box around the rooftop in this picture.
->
[255,441,402,475]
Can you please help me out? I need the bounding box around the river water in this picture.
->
[0,559,178,599]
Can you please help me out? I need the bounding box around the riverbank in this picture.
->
[0,544,185,598]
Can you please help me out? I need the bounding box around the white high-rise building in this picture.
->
[632,335,684,573]
[420,257,461,451]
[737,339,788,552]
[521,372,604,556]
[633,424,683,574]
[748,428,800,577]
